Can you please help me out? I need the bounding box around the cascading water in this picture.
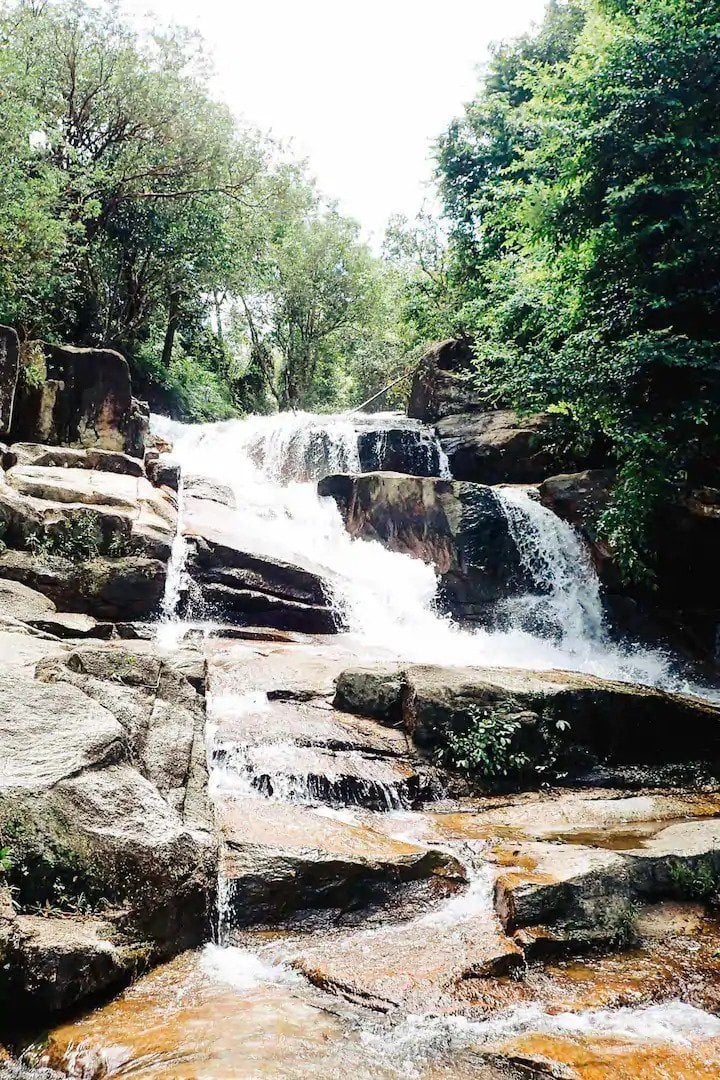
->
[154,409,681,688]
[495,484,606,643]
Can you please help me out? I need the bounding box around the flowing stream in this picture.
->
[38,410,720,1079]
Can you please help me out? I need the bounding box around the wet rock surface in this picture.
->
[318,472,534,621]
[183,494,338,632]
[0,638,216,1025]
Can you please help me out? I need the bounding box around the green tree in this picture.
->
[428,0,720,579]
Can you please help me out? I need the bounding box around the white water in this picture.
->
[152,409,692,689]
[359,1000,720,1076]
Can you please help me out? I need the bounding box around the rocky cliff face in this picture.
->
[10,342,147,457]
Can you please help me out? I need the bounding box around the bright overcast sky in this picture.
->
[123,0,547,244]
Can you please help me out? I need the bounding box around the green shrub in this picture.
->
[669,859,720,907]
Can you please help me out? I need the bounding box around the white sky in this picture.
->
[123,0,547,244]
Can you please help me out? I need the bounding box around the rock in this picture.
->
[407,338,478,422]
[0,464,177,561]
[146,453,180,492]
[0,912,149,1023]
[539,470,615,531]
[0,644,216,1021]
[213,695,445,811]
[540,470,720,661]
[0,579,55,622]
[7,443,144,476]
[0,327,19,438]
[183,474,236,508]
[27,612,113,639]
[294,906,522,1012]
[219,799,462,927]
[356,427,443,477]
[334,664,720,780]
[493,817,720,951]
[183,495,338,632]
[436,410,556,485]
[318,472,532,622]
[10,343,147,457]
[0,549,166,620]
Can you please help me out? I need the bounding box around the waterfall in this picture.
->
[494,484,606,644]
[151,410,683,688]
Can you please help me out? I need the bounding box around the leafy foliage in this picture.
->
[669,858,720,908]
[0,0,402,416]
[416,0,720,579]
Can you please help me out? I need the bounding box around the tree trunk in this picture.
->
[161,290,181,368]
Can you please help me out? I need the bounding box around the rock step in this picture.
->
[219,799,464,927]
[334,663,720,780]
[212,695,445,810]
[493,816,720,951]
[293,903,522,1012]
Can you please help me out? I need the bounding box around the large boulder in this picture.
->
[436,410,556,485]
[10,343,147,458]
[0,549,166,620]
[0,643,216,1022]
[0,327,19,438]
[407,338,478,422]
[318,472,532,622]
[0,461,177,561]
[183,495,339,633]
[334,663,720,781]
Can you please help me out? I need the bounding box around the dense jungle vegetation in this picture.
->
[0,0,718,577]
[400,0,720,578]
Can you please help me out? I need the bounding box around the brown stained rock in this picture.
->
[10,343,147,457]
[293,911,522,1012]
[493,818,720,949]
[0,328,19,438]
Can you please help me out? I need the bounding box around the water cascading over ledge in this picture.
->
[153,409,694,691]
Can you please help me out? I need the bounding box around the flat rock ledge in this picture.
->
[333,663,720,781]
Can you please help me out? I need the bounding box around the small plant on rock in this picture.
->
[670,859,720,909]
[27,512,103,562]
[437,705,532,782]
[0,846,11,874]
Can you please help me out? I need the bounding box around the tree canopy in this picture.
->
[410,0,720,579]
[0,0,401,416]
